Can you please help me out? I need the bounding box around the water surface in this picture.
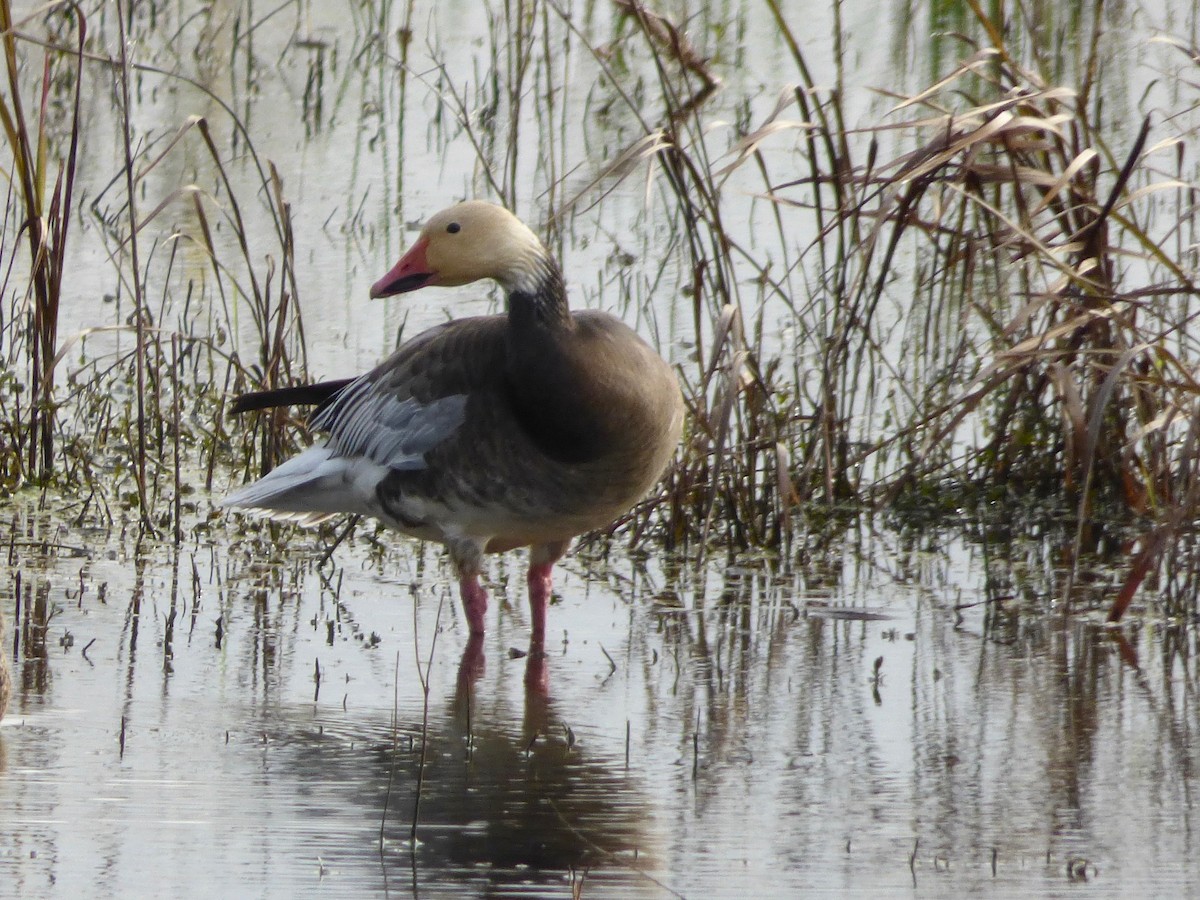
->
[3,502,1199,896]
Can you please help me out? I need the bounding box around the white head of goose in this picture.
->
[224,201,684,640]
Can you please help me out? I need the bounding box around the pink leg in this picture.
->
[526,562,553,639]
[458,574,489,635]
[527,540,570,640]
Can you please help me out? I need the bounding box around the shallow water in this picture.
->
[5,0,1200,896]
[3,502,1199,897]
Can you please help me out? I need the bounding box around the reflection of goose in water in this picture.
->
[270,639,662,895]
[417,638,650,868]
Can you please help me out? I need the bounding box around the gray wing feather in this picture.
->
[311,377,466,471]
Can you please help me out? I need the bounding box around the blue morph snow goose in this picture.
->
[224,201,684,638]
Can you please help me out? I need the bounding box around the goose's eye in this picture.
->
[446,222,461,234]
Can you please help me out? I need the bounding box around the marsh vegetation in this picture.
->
[5,0,1200,613]
[3,0,1200,895]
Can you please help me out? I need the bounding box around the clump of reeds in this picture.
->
[466,1,1200,619]
[753,5,1200,617]
[0,0,84,485]
[1,0,314,538]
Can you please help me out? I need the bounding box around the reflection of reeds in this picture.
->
[3,1,1199,620]
[0,589,9,721]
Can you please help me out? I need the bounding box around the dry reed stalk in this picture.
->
[0,0,84,482]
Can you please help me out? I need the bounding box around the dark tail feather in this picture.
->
[229,378,355,415]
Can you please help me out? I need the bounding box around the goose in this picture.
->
[224,201,684,639]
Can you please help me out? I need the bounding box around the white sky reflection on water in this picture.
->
[4,0,1200,896]
[3,500,1198,897]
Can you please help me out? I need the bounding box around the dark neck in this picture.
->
[506,257,571,331]
[501,258,610,463]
